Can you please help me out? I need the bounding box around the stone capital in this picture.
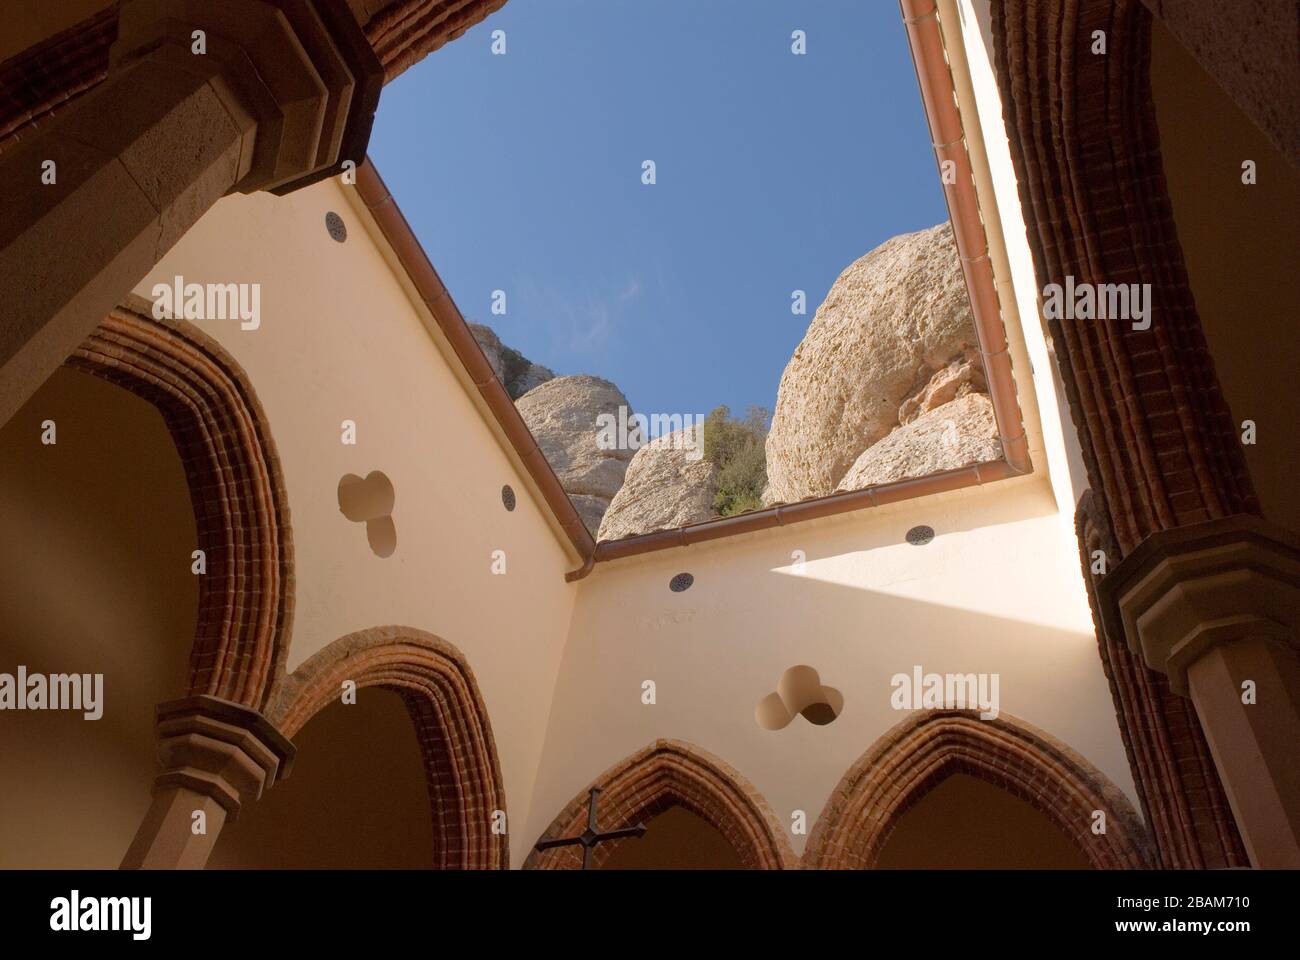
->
[111,0,382,194]
[150,695,296,821]
[1098,515,1300,694]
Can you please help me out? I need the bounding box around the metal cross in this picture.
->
[533,786,647,869]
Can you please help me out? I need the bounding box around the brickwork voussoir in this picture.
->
[524,739,796,869]
[264,626,509,869]
[802,710,1154,869]
[66,306,293,711]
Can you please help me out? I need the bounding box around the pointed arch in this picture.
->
[266,626,508,869]
[803,710,1154,869]
[525,739,797,869]
[66,301,292,710]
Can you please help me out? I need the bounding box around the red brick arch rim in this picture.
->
[66,302,293,711]
[266,626,509,870]
[802,710,1154,869]
[524,739,798,870]
[990,0,1250,868]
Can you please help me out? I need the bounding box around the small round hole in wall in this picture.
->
[325,211,347,242]
[669,572,694,593]
[501,484,516,511]
[906,525,935,546]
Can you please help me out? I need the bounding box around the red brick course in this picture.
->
[266,625,509,869]
[989,0,1253,867]
[68,306,293,711]
[991,0,1256,550]
[1075,495,1247,867]
[524,739,797,870]
[802,709,1154,869]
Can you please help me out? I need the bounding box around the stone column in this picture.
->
[122,695,295,869]
[1099,516,1300,867]
[0,0,382,427]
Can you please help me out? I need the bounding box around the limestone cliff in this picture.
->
[597,429,717,541]
[515,375,634,535]
[469,323,555,400]
[836,393,1001,491]
[482,220,1001,542]
[764,222,996,504]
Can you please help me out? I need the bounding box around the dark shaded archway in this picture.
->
[803,710,1153,870]
[208,689,437,868]
[526,740,796,870]
[68,302,293,710]
[267,626,509,869]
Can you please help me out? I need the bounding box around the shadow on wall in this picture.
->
[0,369,196,868]
[1149,16,1300,537]
[601,806,744,869]
[874,773,1090,868]
[536,490,1127,862]
[207,689,436,868]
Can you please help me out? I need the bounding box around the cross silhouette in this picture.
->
[533,786,647,869]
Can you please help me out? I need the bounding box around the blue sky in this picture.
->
[368,0,948,423]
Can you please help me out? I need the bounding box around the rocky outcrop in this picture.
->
[898,353,986,425]
[835,393,1001,491]
[516,376,633,535]
[597,429,717,541]
[764,222,982,503]
[470,323,555,400]
[569,494,613,540]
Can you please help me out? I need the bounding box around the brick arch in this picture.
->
[66,303,292,710]
[989,0,1250,868]
[266,626,509,869]
[803,710,1153,869]
[525,739,797,869]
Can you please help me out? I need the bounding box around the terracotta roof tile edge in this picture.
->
[355,159,597,563]
[587,461,1020,565]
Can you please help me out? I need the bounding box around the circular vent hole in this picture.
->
[906,525,935,546]
[501,484,516,511]
[325,211,347,242]
[669,572,694,592]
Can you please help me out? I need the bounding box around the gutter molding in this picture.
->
[353,160,597,564]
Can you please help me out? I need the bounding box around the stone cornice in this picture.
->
[151,695,296,820]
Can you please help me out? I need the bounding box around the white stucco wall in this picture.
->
[133,178,579,866]
[528,477,1136,857]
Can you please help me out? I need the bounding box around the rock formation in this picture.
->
[470,323,555,400]
[597,429,717,541]
[516,376,634,535]
[764,222,991,503]
[835,393,1001,491]
[483,221,1001,539]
